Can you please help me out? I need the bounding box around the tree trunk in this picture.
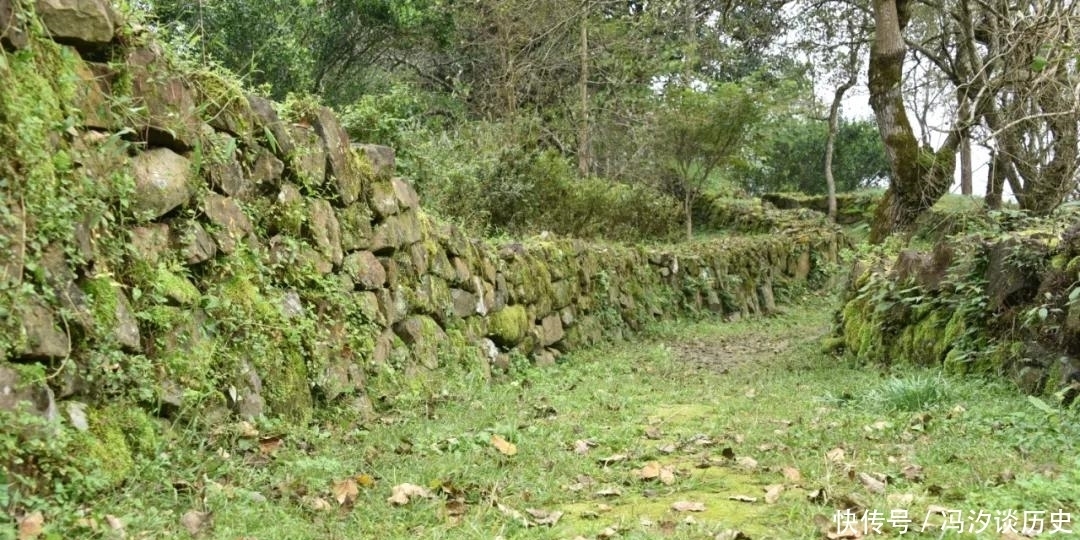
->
[867,0,960,243]
[684,191,693,241]
[577,0,590,178]
[985,149,1005,209]
[958,92,972,196]
[825,34,861,224]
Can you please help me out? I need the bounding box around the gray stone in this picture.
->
[127,46,203,150]
[17,299,70,360]
[113,289,141,351]
[369,180,400,219]
[130,223,171,266]
[539,314,565,347]
[247,94,294,158]
[308,199,343,266]
[354,144,395,179]
[393,315,447,370]
[342,251,386,290]
[280,290,305,319]
[0,366,57,420]
[205,133,250,197]
[175,222,217,264]
[250,147,284,186]
[1,0,27,50]
[310,107,364,205]
[289,124,327,188]
[202,193,253,254]
[533,349,557,367]
[370,211,423,254]
[36,0,117,48]
[66,401,89,431]
[450,288,477,318]
[338,205,374,252]
[451,257,472,286]
[391,177,420,210]
[72,59,113,130]
[132,148,193,220]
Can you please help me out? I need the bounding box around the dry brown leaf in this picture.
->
[736,456,758,471]
[644,426,662,440]
[496,502,531,527]
[597,454,627,465]
[764,484,784,504]
[259,436,284,455]
[826,448,846,463]
[857,472,886,494]
[637,461,662,480]
[17,511,44,540]
[572,439,593,454]
[728,495,757,503]
[387,483,431,505]
[445,499,468,517]
[598,527,620,539]
[782,466,803,483]
[305,496,333,512]
[659,466,676,486]
[524,508,563,526]
[105,515,125,537]
[491,434,518,456]
[180,510,210,535]
[237,421,259,438]
[658,444,677,454]
[901,464,924,482]
[671,501,706,512]
[332,478,359,505]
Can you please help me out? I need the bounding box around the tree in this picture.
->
[656,83,763,240]
[866,0,962,243]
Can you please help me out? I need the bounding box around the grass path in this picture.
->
[95,294,1080,539]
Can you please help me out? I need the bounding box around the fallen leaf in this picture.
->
[728,495,757,503]
[782,466,803,483]
[637,461,662,480]
[525,508,563,526]
[671,501,706,512]
[445,499,467,517]
[573,439,593,454]
[887,493,915,507]
[597,454,627,465]
[491,434,518,456]
[857,472,886,494]
[598,526,620,539]
[237,421,259,438]
[744,387,757,398]
[901,464,924,482]
[659,467,676,485]
[644,426,662,440]
[764,484,784,504]
[259,436,284,455]
[595,487,622,498]
[305,496,333,512]
[180,510,210,535]
[826,447,846,463]
[17,511,44,540]
[496,503,531,527]
[105,515,125,538]
[807,487,829,504]
[387,483,431,505]
[658,443,677,454]
[736,456,758,471]
[332,478,359,505]
[596,503,613,512]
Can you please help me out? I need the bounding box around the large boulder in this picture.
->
[36,0,117,49]
[354,144,395,180]
[16,299,70,360]
[393,316,447,370]
[131,148,193,220]
[308,199,343,266]
[488,305,529,347]
[342,251,386,290]
[247,95,295,158]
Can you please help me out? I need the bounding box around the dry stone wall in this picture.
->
[1,0,841,469]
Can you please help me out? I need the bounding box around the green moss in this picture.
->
[488,305,529,346]
[70,406,136,489]
[154,267,201,305]
[83,275,120,331]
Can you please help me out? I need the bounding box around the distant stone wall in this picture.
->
[1,0,841,481]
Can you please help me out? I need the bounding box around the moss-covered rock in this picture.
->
[488,304,529,346]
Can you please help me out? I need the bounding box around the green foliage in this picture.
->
[739,117,889,195]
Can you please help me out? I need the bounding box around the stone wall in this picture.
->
[1,0,841,478]
[835,218,1080,395]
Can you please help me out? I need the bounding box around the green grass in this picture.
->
[24,295,1080,539]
